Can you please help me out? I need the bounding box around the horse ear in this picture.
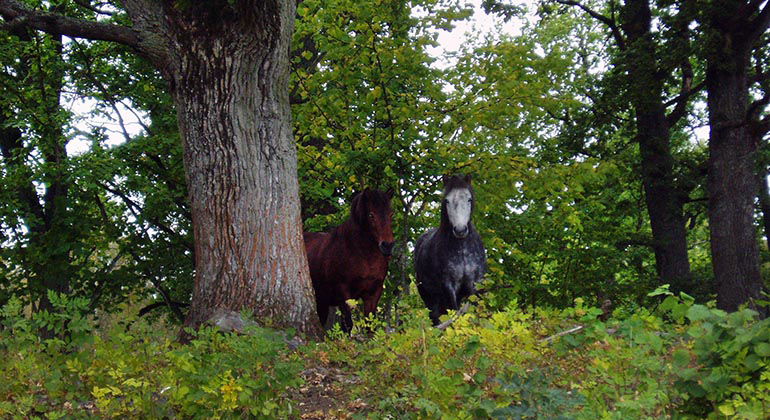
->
[464,174,472,184]
[442,174,449,184]
[386,188,394,198]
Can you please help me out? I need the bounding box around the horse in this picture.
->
[304,188,395,332]
[414,175,486,325]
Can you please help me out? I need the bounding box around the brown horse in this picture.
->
[304,188,395,332]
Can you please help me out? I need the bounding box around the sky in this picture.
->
[427,0,526,68]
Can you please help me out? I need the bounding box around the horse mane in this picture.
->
[442,174,473,195]
[329,188,392,243]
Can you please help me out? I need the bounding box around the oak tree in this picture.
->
[0,0,322,337]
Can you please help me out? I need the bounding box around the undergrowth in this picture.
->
[1,287,769,419]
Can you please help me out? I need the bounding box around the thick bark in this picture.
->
[621,0,692,292]
[636,114,692,293]
[158,2,322,337]
[706,60,766,314]
[702,1,769,315]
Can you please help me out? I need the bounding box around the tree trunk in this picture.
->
[706,57,766,314]
[0,0,324,338]
[636,115,692,293]
[154,3,322,337]
[697,0,770,316]
[35,31,72,325]
[621,0,692,293]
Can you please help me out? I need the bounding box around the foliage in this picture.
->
[674,303,770,418]
[2,288,770,418]
[300,288,769,419]
[0,294,302,419]
[0,0,739,325]
[0,0,190,320]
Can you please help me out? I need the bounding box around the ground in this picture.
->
[296,364,368,419]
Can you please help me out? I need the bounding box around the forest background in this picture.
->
[2,0,770,418]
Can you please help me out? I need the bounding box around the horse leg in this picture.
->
[317,302,329,326]
[457,279,476,306]
[358,286,383,332]
[362,285,384,317]
[339,302,354,333]
[335,285,355,333]
[428,303,443,326]
[431,291,454,326]
[426,281,459,326]
[444,281,459,311]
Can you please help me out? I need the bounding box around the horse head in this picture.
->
[442,174,474,239]
[351,188,395,256]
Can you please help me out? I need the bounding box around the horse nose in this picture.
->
[453,226,469,238]
[379,241,394,256]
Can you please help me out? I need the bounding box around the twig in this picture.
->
[540,324,622,343]
[436,302,470,330]
[540,325,584,343]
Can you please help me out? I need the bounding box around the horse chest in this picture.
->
[326,250,387,284]
[441,242,483,283]
[350,255,388,280]
[445,252,470,278]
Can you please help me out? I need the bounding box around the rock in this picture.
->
[205,309,257,334]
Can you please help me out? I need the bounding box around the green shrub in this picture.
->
[0,294,302,419]
[674,304,770,419]
[488,368,585,419]
[3,287,769,419]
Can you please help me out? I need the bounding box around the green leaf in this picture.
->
[672,349,690,369]
[647,284,672,297]
[686,305,712,322]
[718,403,735,416]
[755,342,770,357]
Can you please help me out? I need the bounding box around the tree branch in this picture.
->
[86,249,125,312]
[436,302,470,330]
[138,301,188,320]
[666,73,705,127]
[1,0,171,69]
[746,2,770,49]
[128,250,188,324]
[541,325,584,343]
[98,180,190,250]
[554,0,626,49]
[73,0,115,16]
[0,0,138,47]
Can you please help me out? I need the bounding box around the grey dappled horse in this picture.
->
[414,175,486,325]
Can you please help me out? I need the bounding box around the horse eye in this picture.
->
[368,212,375,219]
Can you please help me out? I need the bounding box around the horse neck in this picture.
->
[439,202,451,231]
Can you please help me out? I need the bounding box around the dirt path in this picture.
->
[295,365,368,419]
